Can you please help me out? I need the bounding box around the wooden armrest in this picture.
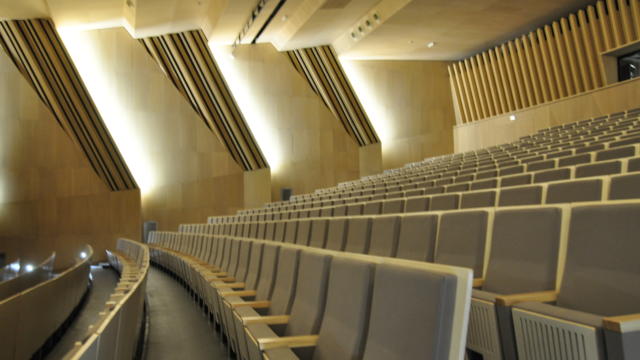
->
[213,281,245,288]
[473,278,484,288]
[230,300,271,309]
[204,272,227,278]
[496,290,558,306]
[243,315,290,326]
[221,290,256,297]
[219,276,235,282]
[603,313,640,332]
[258,335,319,351]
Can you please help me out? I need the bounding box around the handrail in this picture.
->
[63,238,150,360]
[0,252,56,302]
[0,246,92,360]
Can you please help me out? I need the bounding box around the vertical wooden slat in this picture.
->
[598,0,614,51]
[560,17,584,93]
[618,0,635,42]
[529,31,550,103]
[588,5,608,86]
[470,56,488,118]
[515,37,536,106]
[537,28,559,100]
[462,60,481,121]
[450,65,470,123]
[501,43,520,110]
[508,41,528,108]
[482,51,501,115]
[630,0,640,40]
[475,55,495,116]
[448,65,465,124]
[578,10,600,89]
[545,24,567,98]
[606,0,624,46]
[488,48,508,113]
[569,13,592,91]
[552,21,575,96]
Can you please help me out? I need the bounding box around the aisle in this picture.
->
[46,266,118,359]
[145,267,228,360]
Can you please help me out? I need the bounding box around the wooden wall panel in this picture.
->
[454,77,640,152]
[66,27,245,229]
[0,50,141,268]
[213,43,361,200]
[340,60,456,170]
[449,0,640,123]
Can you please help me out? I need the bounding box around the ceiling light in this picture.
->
[80,251,87,259]
[24,264,34,273]
[509,115,516,121]
[9,262,20,272]
[426,41,436,48]
[281,15,288,22]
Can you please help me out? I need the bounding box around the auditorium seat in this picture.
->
[608,173,640,200]
[546,179,603,204]
[461,190,496,209]
[395,214,438,262]
[576,160,623,178]
[368,215,400,257]
[344,218,371,254]
[435,210,489,277]
[498,185,543,206]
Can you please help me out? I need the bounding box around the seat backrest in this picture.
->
[500,174,531,187]
[429,194,459,211]
[325,218,347,251]
[312,257,374,360]
[558,153,591,167]
[533,168,571,183]
[267,247,300,315]
[575,160,622,178]
[628,157,640,172]
[396,213,438,261]
[254,244,280,300]
[226,239,241,276]
[347,204,363,216]
[609,173,640,200]
[483,207,562,294]
[345,218,372,254]
[498,185,543,206]
[546,179,603,204]
[234,240,252,281]
[471,179,498,190]
[368,215,401,257]
[244,242,264,290]
[363,201,382,215]
[405,196,429,213]
[558,203,640,316]
[435,210,489,277]
[285,250,332,336]
[461,190,496,209]
[308,219,329,248]
[284,221,298,244]
[381,199,405,214]
[295,219,312,246]
[362,263,457,360]
[596,145,635,161]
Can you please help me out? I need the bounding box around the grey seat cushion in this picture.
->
[609,174,640,200]
[498,185,543,206]
[461,191,496,209]
[546,179,603,204]
[513,302,604,328]
[435,210,489,276]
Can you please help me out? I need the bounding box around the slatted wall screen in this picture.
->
[140,30,268,171]
[287,45,380,146]
[449,0,640,123]
[0,18,137,191]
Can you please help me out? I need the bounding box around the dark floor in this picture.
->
[46,266,119,359]
[145,267,228,360]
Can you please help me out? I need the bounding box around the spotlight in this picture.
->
[9,263,20,272]
[509,115,517,121]
[80,251,87,259]
[24,264,34,273]
[426,41,436,48]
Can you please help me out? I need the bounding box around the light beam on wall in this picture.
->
[209,44,284,174]
[339,59,394,151]
[58,27,157,196]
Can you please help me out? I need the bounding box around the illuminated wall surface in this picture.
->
[340,59,456,169]
[59,26,244,227]
[212,43,360,198]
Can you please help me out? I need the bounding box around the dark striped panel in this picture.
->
[287,45,379,146]
[140,30,268,171]
[0,18,137,191]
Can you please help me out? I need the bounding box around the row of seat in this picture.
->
[64,239,149,360]
[184,200,640,360]
[148,232,471,360]
[211,171,640,225]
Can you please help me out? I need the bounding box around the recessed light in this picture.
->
[509,115,516,121]
[281,15,288,22]
[426,41,436,48]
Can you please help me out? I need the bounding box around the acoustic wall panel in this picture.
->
[140,30,268,171]
[0,18,137,191]
[449,0,640,123]
[287,45,380,146]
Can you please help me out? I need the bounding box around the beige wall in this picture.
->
[340,60,456,170]
[454,77,640,153]
[64,27,246,230]
[216,43,361,200]
[0,50,141,268]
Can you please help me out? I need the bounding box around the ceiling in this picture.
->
[0,0,597,60]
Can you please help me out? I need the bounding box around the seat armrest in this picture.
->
[603,314,640,332]
[495,290,558,306]
[220,289,257,297]
[231,300,270,309]
[212,281,245,289]
[473,278,484,288]
[258,335,319,351]
[243,315,290,325]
